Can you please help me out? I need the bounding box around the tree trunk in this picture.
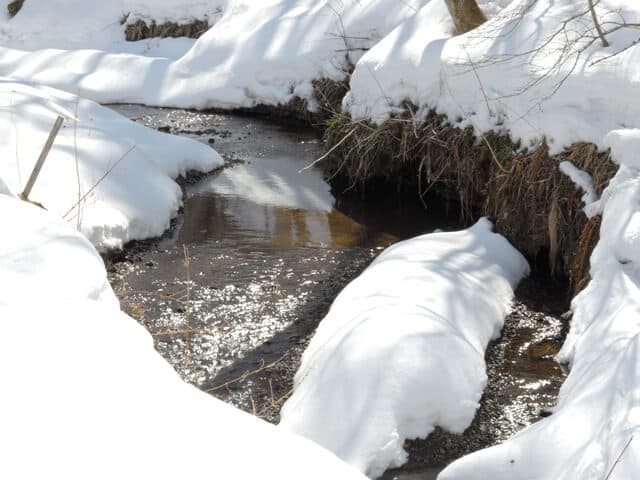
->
[445,0,487,35]
[7,0,24,18]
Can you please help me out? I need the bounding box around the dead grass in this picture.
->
[210,77,350,126]
[324,108,512,218]
[569,215,601,295]
[323,109,618,288]
[488,141,615,288]
[124,18,209,41]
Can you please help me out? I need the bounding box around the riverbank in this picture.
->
[321,110,617,292]
[104,105,569,478]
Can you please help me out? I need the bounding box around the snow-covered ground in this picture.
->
[280,219,529,478]
[3,0,640,478]
[0,80,221,250]
[0,0,225,58]
[345,0,640,154]
[0,193,368,480]
[0,0,433,109]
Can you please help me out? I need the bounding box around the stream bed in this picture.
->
[107,105,568,477]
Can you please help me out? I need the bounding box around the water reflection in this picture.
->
[177,193,389,251]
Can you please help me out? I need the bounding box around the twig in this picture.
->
[588,0,610,47]
[205,353,288,392]
[299,127,356,172]
[604,435,634,480]
[62,145,136,219]
[73,96,83,230]
[19,116,64,202]
[181,244,191,372]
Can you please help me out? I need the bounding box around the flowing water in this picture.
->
[107,105,568,477]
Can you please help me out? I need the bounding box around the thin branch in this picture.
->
[589,0,610,47]
[62,145,136,219]
[604,435,634,480]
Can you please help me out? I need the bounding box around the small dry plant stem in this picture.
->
[62,145,136,220]
[19,116,64,202]
[181,244,191,373]
[604,435,634,480]
[73,95,83,230]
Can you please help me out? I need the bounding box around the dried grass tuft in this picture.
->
[323,109,618,284]
[124,18,209,41]
[324,108,512,219]
[205,77,350,126]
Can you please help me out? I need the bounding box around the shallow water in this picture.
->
[108,105,567,477]
[108,105,456,420]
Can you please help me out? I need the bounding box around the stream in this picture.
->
[107,105,568,478]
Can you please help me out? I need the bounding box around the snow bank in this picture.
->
[0,0,225,58]
[345,0,640,153]
[0,0,432,109]
[280,219,529,478]
[559,161,599,217]
[0,80,222,250]
[439,133,640,479]
[0,193,367,480]
[0,195,116,306]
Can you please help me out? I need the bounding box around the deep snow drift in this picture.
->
[3,0,640,478]
[0,80,222,249]
[0,193,367,480]
[0,0,434,109]
[0,0,225,58]
[280,219,529,478]
[345,0,640,154]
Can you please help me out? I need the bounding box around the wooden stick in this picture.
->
[19,115,64,202]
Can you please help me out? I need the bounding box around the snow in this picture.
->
[0,0,225,58]
[0,176,11,196]
[0,193,367,480]
[439,133,640,480]
[280,219,529,478]
[345,0,640,154]
[0,195,116,306]
[0,0,432,109]
[559,161,598,217]
[3,1,640,478]
[0,80,222,250]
